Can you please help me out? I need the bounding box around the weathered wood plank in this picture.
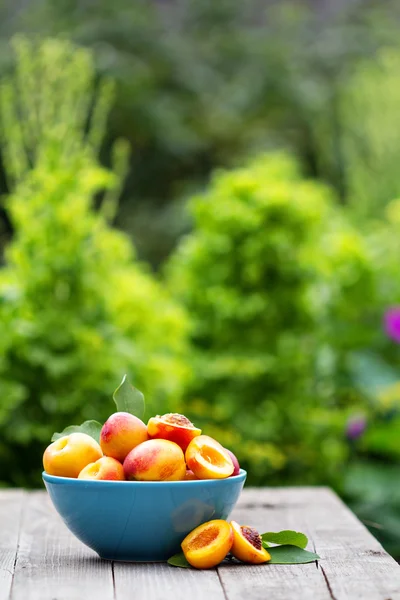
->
[229,488,400,600]
[113,562,226,600]
[0,490,26,600]
[10,491,114,600]
[218,488,331,600]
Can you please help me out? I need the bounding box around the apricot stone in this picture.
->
[78,456,125,481]
[100,412,148,462]
[185,435,234,479]
[43,433,103,478]
[123,439,186,481]
[181,519,233,569]
[230,521,271,564]
[147,413,201,451]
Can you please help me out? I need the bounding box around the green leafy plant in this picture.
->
[0,37,189,487]
[167,152,382,487]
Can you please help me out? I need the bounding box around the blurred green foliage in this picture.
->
[0,38,188,487]
[2,0,396,264]
[167,153,384,486]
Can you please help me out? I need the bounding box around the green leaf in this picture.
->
[261,530,308,549]
[51,420,103,443]
[167,553,192,568]
[113,374,145,419]
[267,545,319,564]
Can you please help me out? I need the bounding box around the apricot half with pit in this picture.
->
[185,435,234,479]
[181,519,233,569]
[147,413,201,451]
[230,521,271,564]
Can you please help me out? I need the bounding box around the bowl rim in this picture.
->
[42,469,247,487]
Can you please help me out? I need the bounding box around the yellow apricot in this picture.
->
[43,433,103,478]
[78,456,125,480]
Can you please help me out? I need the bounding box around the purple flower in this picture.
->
[384,307,400,343]
[346,415,366,441]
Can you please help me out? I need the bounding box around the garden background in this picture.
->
[0,0,400,558]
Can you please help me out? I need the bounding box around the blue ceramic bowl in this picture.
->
[43,470,246,562]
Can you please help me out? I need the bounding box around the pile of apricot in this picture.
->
[43,412,240,482]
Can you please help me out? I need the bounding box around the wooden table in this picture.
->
[1,487,400,600]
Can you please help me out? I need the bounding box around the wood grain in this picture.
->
[1,487,400,600]
[231,487,400,600]
[218,488,331,600]
[0,490,25,600]
[113,561,226,600]
[9,491,114,600]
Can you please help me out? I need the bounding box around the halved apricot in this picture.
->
[147,413,201,451]
[181,520,233,569]
[185,435,234,479]
[230,521,271,564]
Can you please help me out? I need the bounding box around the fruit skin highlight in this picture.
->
[100,412,148,462]
[185,435,234,479]
[43,433,103,478]
[181,520,233,569]
[230,521,271,564]
[123,439,186,481]
[78,456,125,480]
[147,413,201,451]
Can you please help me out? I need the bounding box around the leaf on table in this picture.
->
[267,545,319,564]
[167,552,192,568]
[113,374,145,419]
[51,420,103,443]
[261,530,308,549]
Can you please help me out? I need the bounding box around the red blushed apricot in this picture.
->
[147,413,201,451]
[184,469,198,481]
[230,521,271,564]
[43,433,103,478]
[185,435,234,479]
[123,439,186,481]
[225,449,240,476]
[100,412,148,462]
[78,456,125,481]
[181,520,233,569]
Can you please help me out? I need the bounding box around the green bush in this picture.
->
[0,37,189,487]
[167,153,382,486]
[337,48,400,217]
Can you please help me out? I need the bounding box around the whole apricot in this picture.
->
[100,412,148,462]
[123,439,186,481]
[43,433,103,478]
[78,456,125,481]
[225,448,240,476]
